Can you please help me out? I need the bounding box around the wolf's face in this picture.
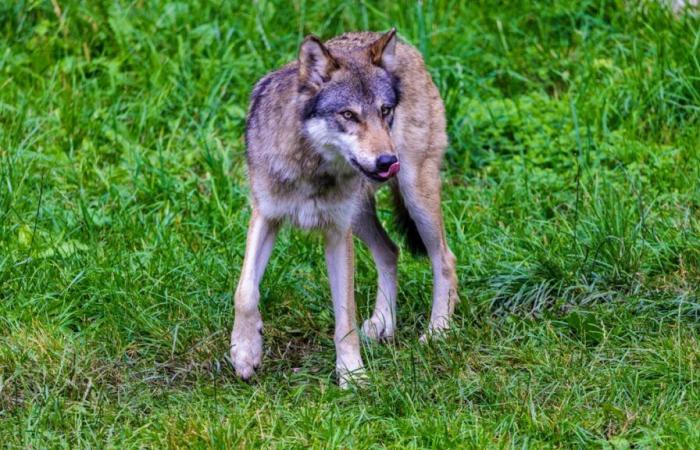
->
[299,30,401,182]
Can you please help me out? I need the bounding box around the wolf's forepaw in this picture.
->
[337,366,368,389]
[230,322,263,380]
[419,318,450,343]
[362,316,394,342]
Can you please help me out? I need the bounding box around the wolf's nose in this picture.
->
[376,154,398,172]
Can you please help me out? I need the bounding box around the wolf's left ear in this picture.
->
[299,36,339,90]
[369,27,397,71]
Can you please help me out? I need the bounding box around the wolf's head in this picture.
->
[299,29,401,182]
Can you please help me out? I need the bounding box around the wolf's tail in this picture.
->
[391,183,428,256]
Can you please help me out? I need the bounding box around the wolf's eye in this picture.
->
[340,110,357,121]
[381,106,393,117]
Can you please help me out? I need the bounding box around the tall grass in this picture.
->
[1,0,700,447]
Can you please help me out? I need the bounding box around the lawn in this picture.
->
[1,0,700,447]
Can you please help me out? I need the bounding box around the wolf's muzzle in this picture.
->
[350,155,400,182]
[375,154,400,180]
[376,154,398,172]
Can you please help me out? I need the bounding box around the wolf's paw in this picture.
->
[230,323,263,380]
[419,319,450,343]
[337,366,368,389]
[361,316,394,342]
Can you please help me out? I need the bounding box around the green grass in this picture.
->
[1,0,700,447]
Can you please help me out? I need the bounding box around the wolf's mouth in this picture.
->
[350,158,400,182]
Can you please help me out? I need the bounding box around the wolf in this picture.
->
[230,28,459,387]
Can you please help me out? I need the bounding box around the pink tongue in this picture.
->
[378,162,400,179]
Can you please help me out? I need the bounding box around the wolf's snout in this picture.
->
[376,154,398,172]
[375,154,400,180]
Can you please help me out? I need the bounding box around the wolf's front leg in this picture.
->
[324,227,364,388]
[353,195,399,341]
[231,209,278,380]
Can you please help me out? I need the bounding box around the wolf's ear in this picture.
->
[369,27,397,71]
[298,36,339,89]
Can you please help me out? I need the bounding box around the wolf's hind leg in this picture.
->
[230,208,278,380]
[353,195,399,341]
[397,163,459,340]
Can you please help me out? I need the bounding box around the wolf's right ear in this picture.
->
[298,36,339,90]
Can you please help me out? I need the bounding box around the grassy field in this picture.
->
[1,0,700,447]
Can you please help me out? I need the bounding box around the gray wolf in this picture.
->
[230,29,459,387]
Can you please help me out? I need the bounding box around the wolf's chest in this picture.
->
[254,174,363,230]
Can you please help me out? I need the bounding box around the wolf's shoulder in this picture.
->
[326,31,424,67]
[326,31,414,51]
[251,64,297,99]
[325,31,382,50]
